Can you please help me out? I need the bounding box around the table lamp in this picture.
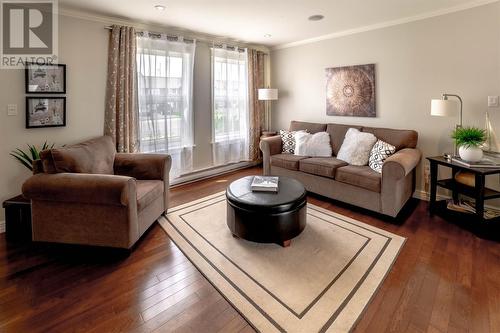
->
[430,93,463,157]
[258,88,278,135]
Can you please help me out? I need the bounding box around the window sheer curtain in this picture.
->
[136,34,196,179]
[211,47,250,166]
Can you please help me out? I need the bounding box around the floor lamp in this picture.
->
[258,88,278,136]
[430,93,463,157]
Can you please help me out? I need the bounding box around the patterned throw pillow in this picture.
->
[280,129,305,154]
[368,140,396,173]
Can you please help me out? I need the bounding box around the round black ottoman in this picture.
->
[226,176,307,247]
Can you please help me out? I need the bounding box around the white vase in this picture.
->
[458,146,483,162]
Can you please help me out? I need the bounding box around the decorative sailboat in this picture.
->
[483,111,500,156]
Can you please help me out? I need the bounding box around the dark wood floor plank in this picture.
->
[0,166,498,333]
[217,313,249,333]
[140,273,203,315]
[169,296,231,333]
[151,289,225,332]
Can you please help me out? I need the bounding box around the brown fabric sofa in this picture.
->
[22,136,171,249]
[260,121,421,217]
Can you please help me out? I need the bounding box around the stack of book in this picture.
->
[251,176,279,193]
[446,199,500,220]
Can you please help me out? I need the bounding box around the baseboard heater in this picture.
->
[171,161,260,187]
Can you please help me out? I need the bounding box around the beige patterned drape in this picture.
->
[104,25,138,153]
[247,49,266,161]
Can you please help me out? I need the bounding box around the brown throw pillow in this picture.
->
[50,136,116,174]
[39,149,57,174]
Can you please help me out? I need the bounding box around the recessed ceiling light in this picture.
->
[264,34,272,38]
[308,14,324,21]
[154,5,166,11]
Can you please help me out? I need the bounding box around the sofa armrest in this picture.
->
[380,148,421,217]
[259,135,282,175]
[382,148,421,180]
[114,153,172,181]
[22,173,136,206]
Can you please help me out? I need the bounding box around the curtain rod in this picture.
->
[104,25,247,52]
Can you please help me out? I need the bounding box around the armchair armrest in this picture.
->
[114,153,171,181]
[22,173,136,206]
[259,135,282,175]
[382,148,421,180]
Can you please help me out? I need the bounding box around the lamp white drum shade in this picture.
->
[258,88,278,101]
[431,99,458,117]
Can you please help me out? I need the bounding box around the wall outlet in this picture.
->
[488,96,499,108]
[7,104,17,116]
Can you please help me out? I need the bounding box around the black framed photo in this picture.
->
[25,63,66,94]
[26,97,66,128]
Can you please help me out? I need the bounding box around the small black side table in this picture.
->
[2,195,32,241]
[427,156,500,239]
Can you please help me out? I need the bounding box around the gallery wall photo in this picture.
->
[25,62,67,129]
[25,97,66,128]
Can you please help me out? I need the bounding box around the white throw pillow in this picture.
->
[280,129,306,154]
[294,131,332,157]
[337,128,377,166]
[369,140,396,173]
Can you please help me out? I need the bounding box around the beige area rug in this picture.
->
[159,192,405,333]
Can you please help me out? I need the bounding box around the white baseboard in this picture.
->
[0,220,5,234]
[413,189,446,201]
[413,189,500,210]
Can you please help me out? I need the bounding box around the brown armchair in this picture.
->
[22,136,171,249]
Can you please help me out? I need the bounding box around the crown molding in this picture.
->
[58,7,270,52]
[273,0,499,51]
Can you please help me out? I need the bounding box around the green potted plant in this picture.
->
[451,126,486,162]
[10,142,54,173]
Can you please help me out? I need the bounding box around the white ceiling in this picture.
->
[59,0,496,47]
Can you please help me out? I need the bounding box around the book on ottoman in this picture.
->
[251,176,279,192]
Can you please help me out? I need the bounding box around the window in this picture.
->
[137,35,196,179]
[137,53,184,150]
[211,47,250,165]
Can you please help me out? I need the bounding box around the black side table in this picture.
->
[2,195,32,241]
[427,156,500,239]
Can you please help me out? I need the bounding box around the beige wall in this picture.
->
[0,14,257,220]
[0,15,108,220]
[271,3,500,201]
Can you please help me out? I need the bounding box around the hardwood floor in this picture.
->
[0,166,499,332]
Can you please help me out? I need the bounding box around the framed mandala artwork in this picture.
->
[326,64,376,117]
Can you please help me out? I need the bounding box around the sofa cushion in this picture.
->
[326,124,363,156]
[337,128,377,166]
[368,140,396,173]
[270,154,309,170]
[48,136,116,174]
[280,129,306,154]
[294,131,332,157]
[362,127,418,151]
[136,180,164,211]
[299,157,348,178]
[39,149,57,174]
[289,121,327,134]
[335,165,382,192]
